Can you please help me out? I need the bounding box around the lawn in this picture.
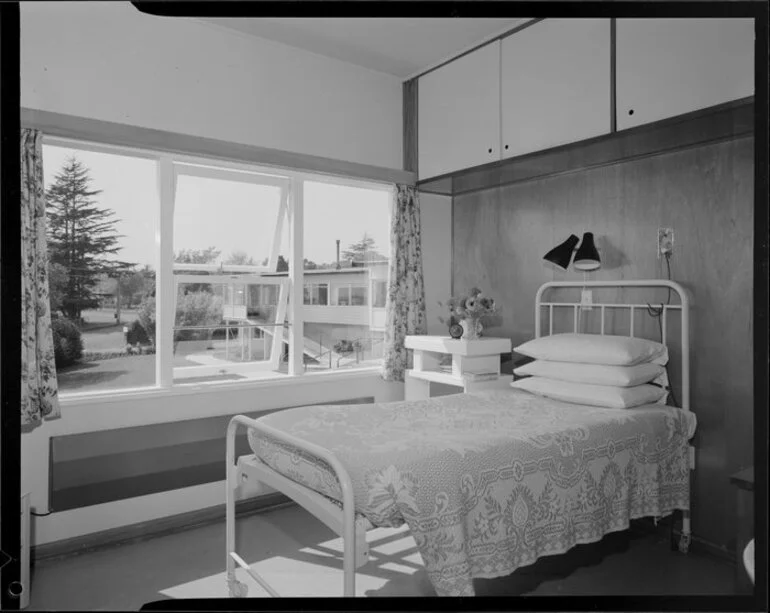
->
[59,311,278,393]
[80,308,140,353]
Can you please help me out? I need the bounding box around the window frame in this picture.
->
[43,135,394,402]
[336,283,369,307]
[303,282,329,306]
[372,279,388,309]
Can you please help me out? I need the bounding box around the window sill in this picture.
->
[58,366,385,407]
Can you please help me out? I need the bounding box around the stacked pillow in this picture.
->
[510,333,669,409]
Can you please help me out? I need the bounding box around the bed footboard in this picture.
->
[225,414,360,597]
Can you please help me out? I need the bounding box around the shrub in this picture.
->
[126,319,150,346]
[334,339,355,354]
[174,291,223,346]
[136,291,224,352]
[52,318,84,368]
[137,295,156,346]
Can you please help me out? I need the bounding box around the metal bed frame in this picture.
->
[225,280,693,598]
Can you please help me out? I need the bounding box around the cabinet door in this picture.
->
[418,42,501,180]
[501,19,611,158]
[617,18,754,130]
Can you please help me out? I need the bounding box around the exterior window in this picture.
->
[335,284,368,306]
[43,137,390,396]
[304,283,329,305]
[351,285,367,306]
[372,280,387,308]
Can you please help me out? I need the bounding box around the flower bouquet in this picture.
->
[438,287,498,340]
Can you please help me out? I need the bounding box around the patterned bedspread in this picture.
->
[248,388,696,596]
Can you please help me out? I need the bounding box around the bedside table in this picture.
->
[730,467,754,594]
[404,335,512,400]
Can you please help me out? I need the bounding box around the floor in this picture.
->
[27,504,736,610]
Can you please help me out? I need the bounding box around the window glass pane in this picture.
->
[301,182,389,372]
[337,287,350,306]
[317,284,329,306]
[303,285,312,305]
[174,172,284,271]
[373,280,387,308]
[172,280,286,384]
[173,169,289,384]
[351,285,367,306]
[43,144,158,394]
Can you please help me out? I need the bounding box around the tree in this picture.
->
[46,156,134,321]
[47,262,70,317]
[117,267,154,308]
[174,246,221,264]
[223,250,256,266]
[341,233,387,265]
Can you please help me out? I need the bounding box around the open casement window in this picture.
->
[162,161,291,386]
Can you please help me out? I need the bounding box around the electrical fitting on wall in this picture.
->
[657,227,674,259]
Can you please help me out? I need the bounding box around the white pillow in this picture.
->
[514,360,664,387]
[511,376,667,409]
[514,333,668,366]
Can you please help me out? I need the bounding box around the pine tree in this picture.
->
[341,232,387,265]
[46,156,134,321]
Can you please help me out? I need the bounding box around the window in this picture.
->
[336,284,368,307]
[301,181,389,372]
[43,137,390,396]
[43,143,159,395]
[171,165,290,385]
[304,283,329,305]
[372,280,388,308]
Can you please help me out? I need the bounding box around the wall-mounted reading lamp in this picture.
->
[543,232,601,272]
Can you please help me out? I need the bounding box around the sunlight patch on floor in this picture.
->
[158,525,427,598]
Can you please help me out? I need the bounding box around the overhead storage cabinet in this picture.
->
[418,42,501,180]
[616,18,754,130]
[501,19,612,158]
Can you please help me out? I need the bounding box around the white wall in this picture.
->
[420,193,453,335]
[21,2,403,169]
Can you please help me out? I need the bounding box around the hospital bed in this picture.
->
[225,280,695,597]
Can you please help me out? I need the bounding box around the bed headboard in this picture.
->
[534,280,690,411]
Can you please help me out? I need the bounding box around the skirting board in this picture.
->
[31,492,292,564]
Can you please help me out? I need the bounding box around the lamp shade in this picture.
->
[543,234,580,270]
[573,232,601,271]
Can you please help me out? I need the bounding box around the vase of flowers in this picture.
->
[438,288,497,341]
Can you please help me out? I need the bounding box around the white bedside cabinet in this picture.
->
[404,335,512,400]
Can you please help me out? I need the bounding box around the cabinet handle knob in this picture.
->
[488,148,492,153]
[628,109,635,116]
[504,145,509,150]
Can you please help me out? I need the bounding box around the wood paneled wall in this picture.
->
[453,134,754,556]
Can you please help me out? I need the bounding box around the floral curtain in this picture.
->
[21,128,61,428]
[381,185,427,382]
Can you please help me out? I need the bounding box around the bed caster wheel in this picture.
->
[228,580,248,598]
[678,533,691,554]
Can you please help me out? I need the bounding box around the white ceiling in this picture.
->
[198,18,526,80]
